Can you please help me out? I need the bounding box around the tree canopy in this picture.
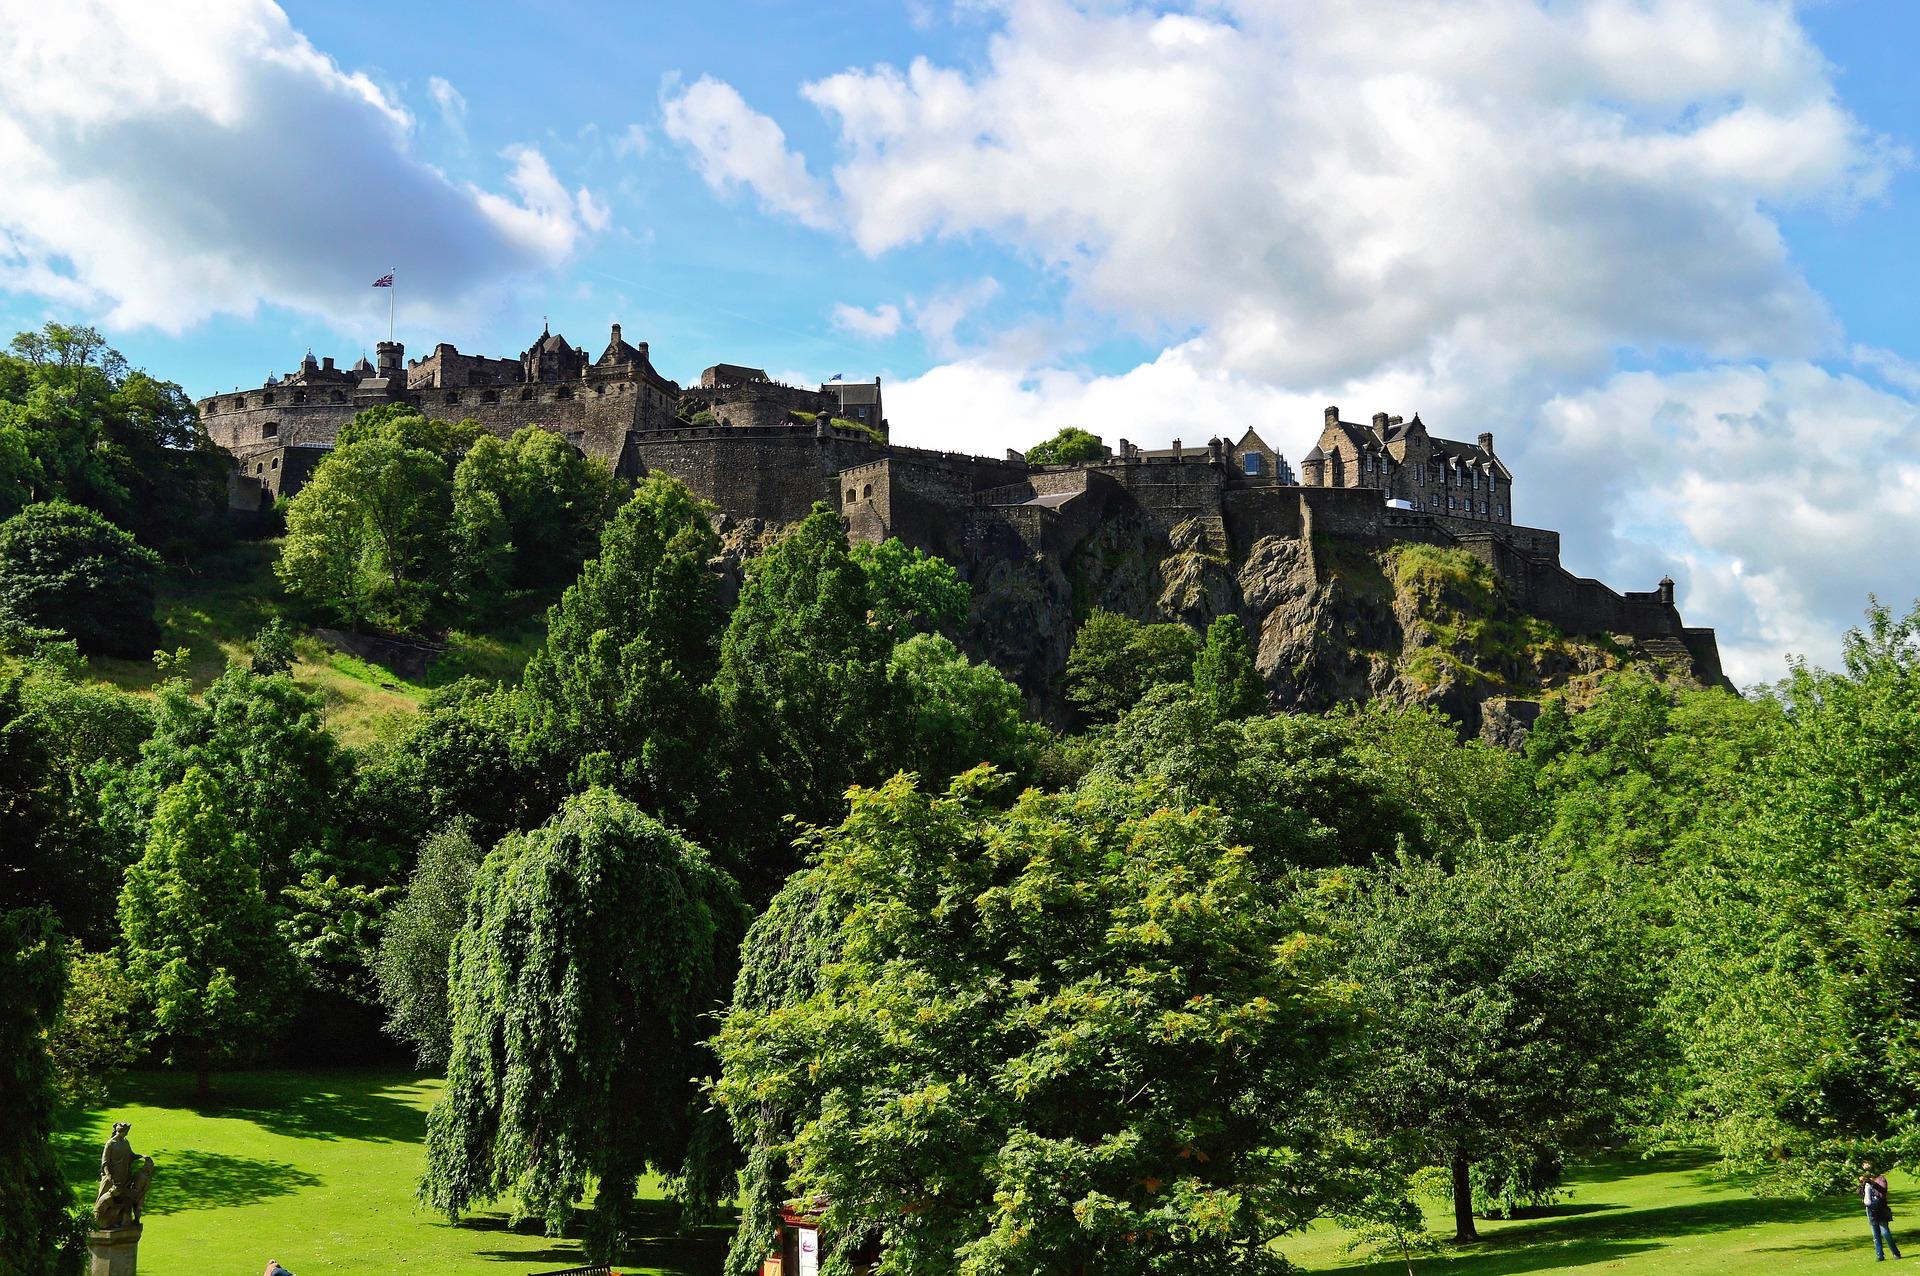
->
[0,501,160,656]
[714,770,1358,1276]
[423,789,744,1260]
[1024,426,1110,466]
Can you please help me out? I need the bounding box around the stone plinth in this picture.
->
[87,1224,140,1276]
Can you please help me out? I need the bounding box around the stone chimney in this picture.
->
[1171,438,1182,457]
[1372,412,1390,432]
[1324,405,1340,427]
[1479,431,1495,453]
[322,356,335,371]
[610,323,622,346]
[1389,415,1403,427]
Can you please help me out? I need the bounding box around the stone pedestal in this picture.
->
[87,1224,140,1276]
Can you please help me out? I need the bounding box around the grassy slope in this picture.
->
[56,1070,732,1276]
[74,540,544,747]
[58,1070,1909,1276]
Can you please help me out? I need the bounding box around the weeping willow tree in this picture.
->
[420,789,745,1261]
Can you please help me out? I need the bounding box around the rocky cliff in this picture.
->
[954,516,1718,738]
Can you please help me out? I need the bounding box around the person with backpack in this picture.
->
[1864,1162,1903,1261]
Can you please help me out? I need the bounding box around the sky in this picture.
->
[1,0,1916,687]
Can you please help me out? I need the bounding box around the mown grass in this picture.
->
[56,1069,733,1276]
[56,1069,1908,1276]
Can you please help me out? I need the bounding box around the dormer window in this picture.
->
[1244,453,1262,475]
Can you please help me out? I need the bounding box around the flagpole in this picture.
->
[388,268,396,344]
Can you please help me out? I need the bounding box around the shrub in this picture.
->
[0,501,159,657]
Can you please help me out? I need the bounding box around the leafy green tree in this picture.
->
[1065,609,1200,724]
[373,823,483,1069]
[423,789,744,1260]
[714,771,1359,1275]
[451,428,622,614]
[248,617,297,676]
[1331,846,1650,1241]
[1662,600,1920,1189]
[1024,426,1110,466]
[0,501,159,656]
[1527,671,1780,868]
[1191,614,1265,719]
[365,680,547,851]
[711,504,894,893]
[521,476,721,817]
[0,322,225,550]
[1083,685,1421,870]
[101,665,352,901]
[0,908,82,1276]
[850,537,970,646]
[1339,701,1540,852]
[118,768,296,1099]
[277,428,453,631]
[887,633,1047,787]
[44,947,142,1105]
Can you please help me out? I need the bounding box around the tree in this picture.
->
[0,908,82,1276]
[0,322,226,550]
[101,665,352,902]
[1338,701,1540,853]
[521,476,721,818]
[1024,426,1109,466]
[422,789,744,1261]
[451,428,622,613]
[713,771,1359,1275]
[0,501,159,656]
[1065,610,1201,724]
[45,947,142,1105]
[248,617,297,676]
[850,537,970,646]
[1083,685,1422,871]
[277,429,452,631]
[118,768,295,1099]
[711,504,894,894]
[1662,600,1920,1189]
[1331,846,1650,1241]
[373,823,483,1069]
[886,633,1048,787]
[1191,614,1265,719]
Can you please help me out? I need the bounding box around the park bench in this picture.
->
[527,1266,613,1276]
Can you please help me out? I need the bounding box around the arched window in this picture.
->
[845,488,857,503]
[862,484,873,499]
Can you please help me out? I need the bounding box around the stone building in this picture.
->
[196,330,1723,689]
[1299,407,1511,523]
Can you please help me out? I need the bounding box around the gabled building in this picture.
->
[1299,407,1512,524]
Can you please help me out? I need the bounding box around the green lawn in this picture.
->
[58,1069,1904,1276]
[56,1070,733,1276]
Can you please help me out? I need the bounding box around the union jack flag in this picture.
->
[371,273,394,287]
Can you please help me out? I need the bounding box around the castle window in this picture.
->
[555,387,572,400]
[521,388,535,401]
[863,484,873,499]
[262,392,275,406]
[271,457,280,469]
[1244,453,1262,475]
[446,392,460,405]
[845,488,856,503]
[1448,497,1456,510]
[1496,504,1505,519]
[255,462,264,473]
[481,390,498,404]
[262,421,278,439]
[294,390,307,404]
[331,391,345,403]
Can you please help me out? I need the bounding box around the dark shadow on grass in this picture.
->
[141,1149,323,1214]
[105,1069,430,1144]
[465,1196,737,1275]
[1563,1149,1717,1184]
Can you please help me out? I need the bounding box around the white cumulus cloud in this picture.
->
[660,76,835,230]
[831,301,904,340]
[0,0,607,334]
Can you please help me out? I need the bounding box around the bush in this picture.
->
[0,501,159,657]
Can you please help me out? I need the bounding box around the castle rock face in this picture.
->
[199,326,1728,727]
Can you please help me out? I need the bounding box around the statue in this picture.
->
[93,1122,155,1229]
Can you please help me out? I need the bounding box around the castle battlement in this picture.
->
[202,324,1721,688]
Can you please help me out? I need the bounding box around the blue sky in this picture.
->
[1,0,1916,683]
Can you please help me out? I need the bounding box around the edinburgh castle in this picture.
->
[198,321,1727,709]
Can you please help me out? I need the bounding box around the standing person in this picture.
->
[1864,1161,1903,1262]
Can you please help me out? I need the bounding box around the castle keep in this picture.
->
[198,324,1726,689]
